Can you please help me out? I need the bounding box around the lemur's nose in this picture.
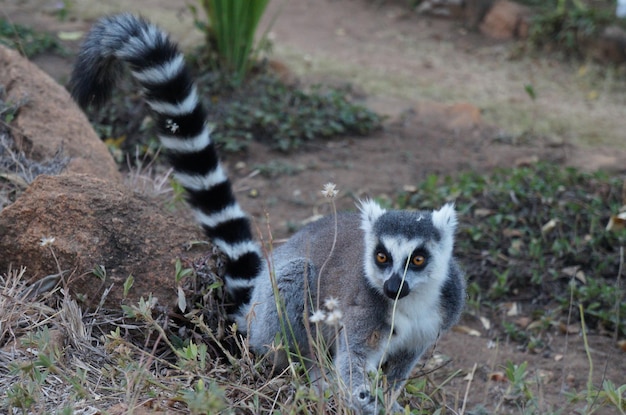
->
[383,273,410,299]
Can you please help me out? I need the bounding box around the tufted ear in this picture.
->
[358,199,386,233]
[431,203,457,235]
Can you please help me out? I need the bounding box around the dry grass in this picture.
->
[0,232,458,414]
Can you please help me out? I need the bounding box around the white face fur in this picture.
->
[359,200,457,299]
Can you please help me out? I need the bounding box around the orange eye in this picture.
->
[412,255,426,267]
[376,252,388,264]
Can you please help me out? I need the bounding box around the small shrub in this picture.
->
[527,1,616,59]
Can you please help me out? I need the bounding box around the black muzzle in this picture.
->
[383,274,410,299]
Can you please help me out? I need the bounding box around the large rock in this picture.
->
[479,0,531,40]
[0,44,120,182]
[0,174,210,310]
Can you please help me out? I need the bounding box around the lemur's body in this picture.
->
[70,14,466,414]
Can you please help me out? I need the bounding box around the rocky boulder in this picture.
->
[479,0,531,40]
[0,174,211,311]
[0,44,120,182]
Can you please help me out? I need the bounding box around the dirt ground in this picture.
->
[3,0,626,413]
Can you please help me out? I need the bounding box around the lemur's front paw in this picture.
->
[350,385,405,415]
[354,385,374,404]
[351,385,377,415]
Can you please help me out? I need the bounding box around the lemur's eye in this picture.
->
[411,254,426,267]
[376,252,388,264]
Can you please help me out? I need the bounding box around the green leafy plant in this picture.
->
[175,258,194,284]
[197,74,383,152]
[91,264,107,281]
[562,305,626,414]
[564,274,625,337]
[192,0,271,84]
[123,274,134,298]
[527,0,615,59]
[180,378,227,415]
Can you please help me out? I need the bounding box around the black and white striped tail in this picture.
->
[69,14,263,313]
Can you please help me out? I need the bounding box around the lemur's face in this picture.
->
[369,235,433,299]
[359,201,457,300]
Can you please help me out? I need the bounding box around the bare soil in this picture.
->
[3,0,626,413]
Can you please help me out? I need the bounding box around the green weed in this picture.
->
[91,264,107,282]
[180,378,227,415]
[564,305,626,414]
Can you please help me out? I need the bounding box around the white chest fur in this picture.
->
[364,289,442,373]
[384,283,442,357]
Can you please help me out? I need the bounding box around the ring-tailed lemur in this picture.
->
[70,14,466,414]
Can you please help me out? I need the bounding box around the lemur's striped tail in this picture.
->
[70,14,263,312]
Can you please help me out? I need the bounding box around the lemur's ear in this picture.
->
[359,199,386,233]
[431,203,457,235]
